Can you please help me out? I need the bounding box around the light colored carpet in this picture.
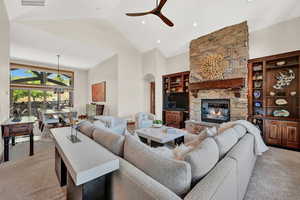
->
[244,147,300,200]
[0,140,66,200]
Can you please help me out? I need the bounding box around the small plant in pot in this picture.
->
[153,120,163,128]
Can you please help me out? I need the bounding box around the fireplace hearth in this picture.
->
[201,99,230,123]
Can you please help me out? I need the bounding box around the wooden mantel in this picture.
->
[189,78,245,98]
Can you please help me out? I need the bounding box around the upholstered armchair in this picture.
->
[135,112,155,129]
[94,116,127,135]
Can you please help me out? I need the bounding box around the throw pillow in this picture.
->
[206,126,218,137]
[185,130,208,148]
[214,128,239,158]
[173,144,193,160]
[124,134,191,197]
[93,127,125,157]
[184,137,219,185]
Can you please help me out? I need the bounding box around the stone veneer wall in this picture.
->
[189,22,249,121]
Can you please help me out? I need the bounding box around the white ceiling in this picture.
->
[4,0,300,69]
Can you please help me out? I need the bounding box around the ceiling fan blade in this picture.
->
[157,13,174,27]
[126,12,151,17]
[157,0,168,11]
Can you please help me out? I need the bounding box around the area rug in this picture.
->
[0,143,66,200]
[244,147,300,200]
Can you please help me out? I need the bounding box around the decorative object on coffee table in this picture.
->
[153,120,163,128]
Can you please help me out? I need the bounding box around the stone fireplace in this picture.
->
[201,99,230,123]
[189,21,249,122]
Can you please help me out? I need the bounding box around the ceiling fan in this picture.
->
[126,0,174,27]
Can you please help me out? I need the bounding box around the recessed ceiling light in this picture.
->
[141,20,146,24]
[157,40,161,44]
[193,22,198,27]
[247,0,254,2]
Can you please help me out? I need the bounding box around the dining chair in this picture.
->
[40,112,60,137]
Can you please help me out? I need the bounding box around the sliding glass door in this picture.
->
[10,63,74,117]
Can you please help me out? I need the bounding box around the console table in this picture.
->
[51,127,119,200]
[1,116,36,162]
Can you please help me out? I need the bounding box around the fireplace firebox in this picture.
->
[201,99,230,123]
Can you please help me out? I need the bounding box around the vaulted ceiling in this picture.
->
[4,0,300,69]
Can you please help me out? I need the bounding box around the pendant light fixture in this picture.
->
[54,54,64,94]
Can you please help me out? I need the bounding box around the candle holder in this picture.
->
[67,113,81,143]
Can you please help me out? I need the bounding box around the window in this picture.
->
[10,64,74,117]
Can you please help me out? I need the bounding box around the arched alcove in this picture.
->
[143,73,155,114]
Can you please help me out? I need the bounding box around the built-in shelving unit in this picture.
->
[162,71,190,128]
[248,50,300,150]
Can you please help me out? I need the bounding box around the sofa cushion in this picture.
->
[77,121,95,138]
[93,128,125,157]
[214,128,239,158]
[232,124,247,139]
[124,135,191,197]
[93,120,106,129]
[184,137,219,185]
[227,134,256,200]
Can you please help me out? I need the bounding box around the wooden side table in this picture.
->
[1,116,36,162]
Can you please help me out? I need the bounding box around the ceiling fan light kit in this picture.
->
[126,0,174,27]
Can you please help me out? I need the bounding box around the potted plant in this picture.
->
[153,120,163,128]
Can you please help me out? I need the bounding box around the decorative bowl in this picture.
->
[153,124,163,128]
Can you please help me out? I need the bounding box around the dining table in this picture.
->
[41,108,73,115]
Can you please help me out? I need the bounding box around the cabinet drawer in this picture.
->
[10,125,29,133]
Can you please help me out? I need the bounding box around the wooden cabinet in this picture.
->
[265,120,300,149]
[249,50,300,150]
[165,111,183,129]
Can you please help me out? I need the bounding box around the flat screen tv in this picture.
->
[163,93,189,111]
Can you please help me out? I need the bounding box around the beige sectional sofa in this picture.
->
[78,122,257,200]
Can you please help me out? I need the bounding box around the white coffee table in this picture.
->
[51,127,119,200]
[136,126,186,147]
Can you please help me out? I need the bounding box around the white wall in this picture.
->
[0,1,10,122]
[165,52,189,74]
[88,55,119,116]
[249,17,300,59]
[141,49,166,120]
[117,48,144,118]
[73,68,88,115]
